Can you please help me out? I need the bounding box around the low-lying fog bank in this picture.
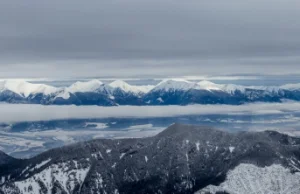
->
[1,102,300,123]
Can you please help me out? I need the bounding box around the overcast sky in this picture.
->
[1,0,300,78]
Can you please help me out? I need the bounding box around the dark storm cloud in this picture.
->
[0,0,300,78]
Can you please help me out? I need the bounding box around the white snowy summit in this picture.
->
[66,79,104,93]
[151,79,247,94]
[54,79,105,100]
[195,80,222,91]
[109,80,154,94]
[152,79,196,91]
[0,80,59,97]
[281,83,300,91]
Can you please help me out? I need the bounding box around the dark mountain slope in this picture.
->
[1,124,300,194]
[0,151,18,166]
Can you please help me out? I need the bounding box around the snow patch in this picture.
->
[157,97,164,103]
[128,124,153,130]
[106,149,112,154]
[229,146,235,153]
[198,163,300,194]
[120,153,126,159]
[196,142,200,151]
[12,161,90,194]
[55,90,70,100]
[85,122,108,129]
[29,158,51,171]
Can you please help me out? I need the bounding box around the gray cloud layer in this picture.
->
[1,0,300,78]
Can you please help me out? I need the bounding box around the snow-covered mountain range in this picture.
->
[1,79,300,105]
[1,124,300,194]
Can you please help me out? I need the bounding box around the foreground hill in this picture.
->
[1,79,300,106]
[0,124,300,194]
[0,151,18,166]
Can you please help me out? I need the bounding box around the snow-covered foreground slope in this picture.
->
[197,164,300,194]
[1,124,300,194]
[1,160,90,194]
[1,78,300,105]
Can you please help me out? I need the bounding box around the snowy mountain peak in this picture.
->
[67,79,104,93]
[109,80,134,92]
[281,83,300,91]
[2,79,300,105]
[221,84,246,93]
[196,80,222,90]
[109,80,154,94]
[109,80,129,87]
[153,79,196,91]
[195,81,247,93]
[0,80,58,97]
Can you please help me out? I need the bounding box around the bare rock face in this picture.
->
[1,124,300,194]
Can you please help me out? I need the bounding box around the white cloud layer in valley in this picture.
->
[1,102,300,123]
